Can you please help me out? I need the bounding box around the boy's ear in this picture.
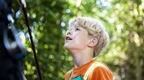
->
[88,37,98,47]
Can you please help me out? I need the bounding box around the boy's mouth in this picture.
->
[65,36,72,40]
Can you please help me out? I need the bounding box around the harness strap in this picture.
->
[83,62,97,80]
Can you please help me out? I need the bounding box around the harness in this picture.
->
[67,62,99,80]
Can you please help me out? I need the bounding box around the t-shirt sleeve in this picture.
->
[90,66,113,80]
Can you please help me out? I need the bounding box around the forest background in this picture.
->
[15,0,144,80]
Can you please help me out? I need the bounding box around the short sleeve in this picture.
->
[90,65,113,80]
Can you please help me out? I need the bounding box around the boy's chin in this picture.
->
[64,44,69,49]
[64,44,73,49]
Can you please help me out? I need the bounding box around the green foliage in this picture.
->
[23,0,73,80]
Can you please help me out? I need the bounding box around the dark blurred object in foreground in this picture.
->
[0,0,26,80]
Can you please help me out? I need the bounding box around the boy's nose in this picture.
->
[66,30,72,35]
[67,31,71,35]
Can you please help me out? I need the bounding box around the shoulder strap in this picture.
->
[83,62,97,80]
[66,62,101,80]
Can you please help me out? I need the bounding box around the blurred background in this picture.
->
[15,0,144,80]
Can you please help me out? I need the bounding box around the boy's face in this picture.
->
[64,25,91,51]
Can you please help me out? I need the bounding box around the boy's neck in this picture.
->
[71,49,93,68]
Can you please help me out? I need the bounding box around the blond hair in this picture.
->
[68,16,109,57]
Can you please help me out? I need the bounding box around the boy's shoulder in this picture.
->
[85,61,113,80]
[87,61,113,75]
[64,61,113,80]
[64,61,112,73]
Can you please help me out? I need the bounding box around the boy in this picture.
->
[64,16,113,80]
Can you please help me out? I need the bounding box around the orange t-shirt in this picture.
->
[64,60,113,80]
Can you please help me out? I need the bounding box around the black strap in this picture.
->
[18,0,42,80]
